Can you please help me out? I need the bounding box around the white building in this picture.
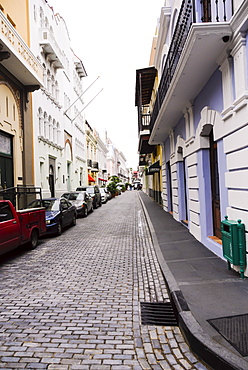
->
[137,0,248,275]
[105,131,129,182]
[95,129,108,186]
[116,150,129,184]
[29,0,87,197]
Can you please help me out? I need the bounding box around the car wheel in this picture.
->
[71,214,77,226]
[28,229,39,249]
[57,221,62,236]
[84,207,88,217]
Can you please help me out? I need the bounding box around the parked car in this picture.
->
[61,191,93,217]
[133,181,141,190]
[99,188,109,203]
[0,200,46,255]
[27,198,77,236]
[76,185,102,209]
[106,189,112,200]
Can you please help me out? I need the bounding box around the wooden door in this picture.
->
[209,131,221,239]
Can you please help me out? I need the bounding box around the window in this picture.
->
[38,108,44,136]
[0,203,14,222]
[6,96,8,117]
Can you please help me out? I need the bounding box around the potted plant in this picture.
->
[107,182,117,197]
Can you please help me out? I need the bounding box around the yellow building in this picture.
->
[0,1,43,191]
[135,25,163,206]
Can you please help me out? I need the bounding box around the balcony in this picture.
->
[139,154,149,166]
[0,10,43,87]
[39,28,65,69]
[135,67,157,154]
[149,0,233,144]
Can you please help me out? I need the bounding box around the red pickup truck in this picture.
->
[0,200,46,256]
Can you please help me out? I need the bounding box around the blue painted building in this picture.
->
[136,0,248,275]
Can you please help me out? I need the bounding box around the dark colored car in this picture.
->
[76,185,102,209]
[27,198,77,236]
[61,191,93,217]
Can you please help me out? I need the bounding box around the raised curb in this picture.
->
[139,193,248,370]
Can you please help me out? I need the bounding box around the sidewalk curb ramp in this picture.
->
[139,193,248,370]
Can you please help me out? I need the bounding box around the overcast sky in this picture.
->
[49,0,163,170]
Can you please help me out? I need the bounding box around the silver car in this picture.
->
[100,188,109,203]
[62,191,93,217]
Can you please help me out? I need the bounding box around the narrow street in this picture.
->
[0,191,209,370]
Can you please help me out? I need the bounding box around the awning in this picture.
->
[88,174,95,182]
[135,66,157,106]
[146,161,161,175]
[99,178,107,182]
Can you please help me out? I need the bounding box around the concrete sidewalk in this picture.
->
[139,191,248,370]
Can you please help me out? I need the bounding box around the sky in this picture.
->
[49,0,164,170]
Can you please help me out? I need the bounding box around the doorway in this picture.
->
[182,158,188,223]
[49,165,55,197]
[209,131,221,239]
[166,161,173,212]
[0,131,14,190]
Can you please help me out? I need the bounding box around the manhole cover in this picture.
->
[208,313,248,356]
[140,302,178,326]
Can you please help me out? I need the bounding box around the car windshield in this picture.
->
[100,188,106,193]
[63,193,84,201]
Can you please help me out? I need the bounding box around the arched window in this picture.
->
[53,119,57,143]
[51,76,55,98]
[57,122,61,145]
[47,70,51,93]
[39,7,44,27]
[45,16,49,28]
[33,5,37,21]
[48,115,52,140]
[38,107,44,136]
[55,81,59,101]
[42,64,47,90]
[44,112,48,138]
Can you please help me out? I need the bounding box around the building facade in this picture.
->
[137,0,248,275]
[29,0,87,197]
[105,131,129,182]
[95,129,108,187]
[85,120,98,185]
[0,0,43,192]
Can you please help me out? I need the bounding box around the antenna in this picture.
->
[64,76,100,116]
[71,88,104,122]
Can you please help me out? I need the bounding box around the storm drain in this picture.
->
[140,302,178,326]
[208,313,248,356]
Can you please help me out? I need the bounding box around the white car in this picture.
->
[100,188,109,203]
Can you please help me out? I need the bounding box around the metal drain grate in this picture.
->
[140,302,178,326]
[208,313,248,356]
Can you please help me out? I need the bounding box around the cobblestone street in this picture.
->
[0,191,209,370]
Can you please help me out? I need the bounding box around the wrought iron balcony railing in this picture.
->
[150,0,233,132]
[138,105,152,133]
